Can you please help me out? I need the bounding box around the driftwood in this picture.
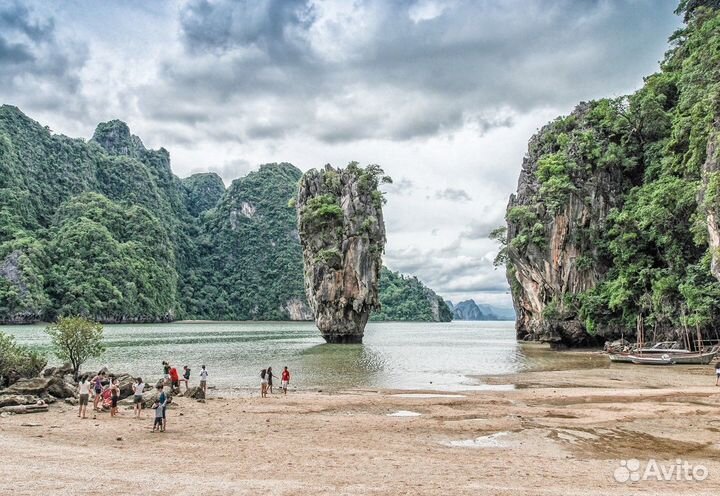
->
[0,403,48,414]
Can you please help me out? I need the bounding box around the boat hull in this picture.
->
[670,351,717,365]
[608,350,718,365]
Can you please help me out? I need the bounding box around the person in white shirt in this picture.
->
[199,365,208,394]
[77,376,91,419]
[132,377,145,418]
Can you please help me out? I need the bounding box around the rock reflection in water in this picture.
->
[298,343,388,389]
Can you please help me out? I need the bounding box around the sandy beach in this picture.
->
[2,355,720,496]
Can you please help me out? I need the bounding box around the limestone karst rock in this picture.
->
[505,103,630,346]
[297,163,388,343]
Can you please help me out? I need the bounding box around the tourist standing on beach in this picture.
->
[162,361,170,382]
[199,365,208,394]
[281,366,290,395]
[169,366,180,392]
[181,366,191,391]
[133,378,144,418]
[260,369,268,398]
[77,375,91,418]
[110,378,120,417]
[715,361,720,385]
[266,366,277,394]
[90,371,105,412]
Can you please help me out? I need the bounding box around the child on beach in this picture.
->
[260,369,268,398]
[152,401,164,432]
[77,375,91,418]
[110,378,120,417]
[199,365,208,394]
[281,366,290,395]
[156,384,168,431]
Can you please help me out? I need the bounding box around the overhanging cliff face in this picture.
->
[297,164,387,343]
[505,104,631,346]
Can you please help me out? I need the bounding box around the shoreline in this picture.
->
[2,361,719,495]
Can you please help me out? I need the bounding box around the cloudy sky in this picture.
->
[2,0,681,307]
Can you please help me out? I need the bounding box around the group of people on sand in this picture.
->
[76,371,126,420]
[260,366,290,397]
[75,361,291,430]
[161,361,198,393]
[74,361,210,433]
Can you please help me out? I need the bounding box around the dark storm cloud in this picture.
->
[179,0,314,57]
[0,1,87,113]
[140,0,680,145]
[435,188,472,202]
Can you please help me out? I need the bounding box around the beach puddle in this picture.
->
[444,432,510,448]
[386,410,422,417]
[392,393,467,399]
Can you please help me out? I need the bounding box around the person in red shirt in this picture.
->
[169,366,180,391]
[281,366,290,395]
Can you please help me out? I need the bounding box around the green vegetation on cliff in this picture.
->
[186,163,307,320]
[504,1,720,343]
[0,108,449,323]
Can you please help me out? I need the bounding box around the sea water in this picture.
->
[2,320,556,392]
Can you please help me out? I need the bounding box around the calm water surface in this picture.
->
[1,321,553,392]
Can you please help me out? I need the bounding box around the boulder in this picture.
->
[2,375,75,399]
[42,363,73,378]
[604,338,630,352]
[0,394,42,408]
[183,386,205,400]
[0,402,48,414]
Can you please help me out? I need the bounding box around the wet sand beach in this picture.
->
[2,358,719,495]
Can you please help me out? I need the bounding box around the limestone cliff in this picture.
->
[297,163,388,343]
[505,103,634,346]
[91,120,146,159]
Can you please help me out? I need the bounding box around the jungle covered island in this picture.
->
[503,0,720,347]
[297,164,389,343]
[0,108,448,325]
[371,267,453,323]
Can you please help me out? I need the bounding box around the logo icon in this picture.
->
[614,459,708,483]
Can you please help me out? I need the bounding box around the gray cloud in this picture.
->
[435,188,472,202]
[382,177,414,196]
[461,216,506,240]
[208,158,254,183]
[137,0,679,146]
[0,1,87,115]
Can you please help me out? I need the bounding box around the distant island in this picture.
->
[445,300,515,321]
